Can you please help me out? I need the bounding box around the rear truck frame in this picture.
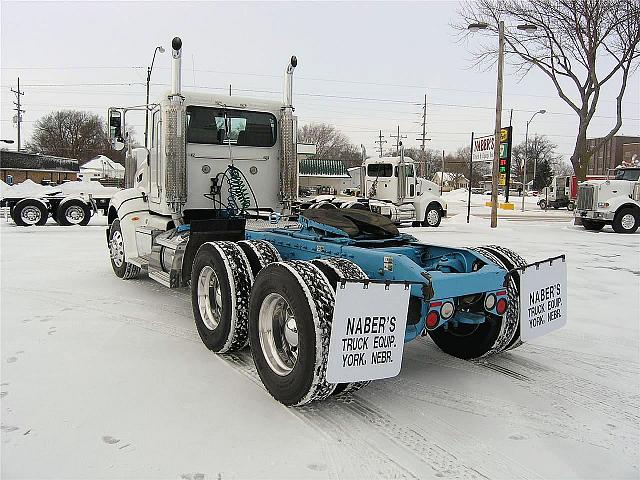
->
[105,37,567,406]
[1,191,112,226]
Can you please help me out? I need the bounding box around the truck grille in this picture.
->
[577,185,595,210]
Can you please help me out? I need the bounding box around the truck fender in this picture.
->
[107,189,151,261]
[413,193,445,222]
[609,195,640,215]
[58,195,92,211]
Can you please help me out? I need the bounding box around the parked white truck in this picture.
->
[575,166,640,233]
[305,152,447,227]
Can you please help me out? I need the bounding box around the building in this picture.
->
[298,158,354,195]
[79,155,125,185]
[431,171,469,191]
[586,135,640,175]
[0,150,79,185]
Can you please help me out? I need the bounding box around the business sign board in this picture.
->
[472,134,495,162]
[519,258,568,341]
[326,281,410,383]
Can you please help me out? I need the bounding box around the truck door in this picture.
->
[405,164,415,199]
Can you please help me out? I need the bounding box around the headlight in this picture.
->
[597,202,609,208]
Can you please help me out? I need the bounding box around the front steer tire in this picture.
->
[422,203,442,227]
[108,219,140,279]
[249,261,337,406]
[191,242,254,353]
[612,207,639,234]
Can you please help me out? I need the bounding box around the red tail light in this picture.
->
[426,311,439,329]
[496,298,508,315]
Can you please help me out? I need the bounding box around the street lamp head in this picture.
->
[517,23,538,34]
[157,46,165,54]
[539,109,546,114]
[468,22,489,32]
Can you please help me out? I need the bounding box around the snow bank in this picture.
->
[1,179,120,199]
[442,188,469,202]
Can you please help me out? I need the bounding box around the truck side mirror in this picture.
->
[109,110,125,151]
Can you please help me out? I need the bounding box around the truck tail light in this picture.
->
[484,293,496,310]
[496,298,508,315]
[440,301,455,320]
[426,311,439,329]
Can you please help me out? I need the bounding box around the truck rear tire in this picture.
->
[567,202,575,212]
[237,240,282,277]
[582,219,605,231]
[108,219,140,279]
[612,207,639,234]
[428,245,526,359]
[57,199,91,226]
[538,199,547,210]
[311,257,371,397]
[249,261,337,406]
[191,242,254,353]
[12,198,48,226]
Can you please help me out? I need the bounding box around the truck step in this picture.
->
[128,254,150,268]
[148,267,172,288]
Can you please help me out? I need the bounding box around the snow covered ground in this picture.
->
[1,213,638,479]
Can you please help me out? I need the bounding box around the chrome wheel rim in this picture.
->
[258,293,298,376]
[20,206,42,225]
[427,209,440,226]
[110,230,124,267]
[65,205,85,224]
[197,266,223,331]
[621,213,635,230]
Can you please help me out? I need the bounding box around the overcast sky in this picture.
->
[2,1,639,162]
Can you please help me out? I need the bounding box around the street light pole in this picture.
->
[145,46,165,149]
[489,20,505,228]
[521,109,546,211]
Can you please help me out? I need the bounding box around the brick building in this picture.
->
[586,135,640,175]
[0,150,79,184]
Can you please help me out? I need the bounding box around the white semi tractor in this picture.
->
[105,37,566,406]
[305,153,447,227]
[575,166,640,233]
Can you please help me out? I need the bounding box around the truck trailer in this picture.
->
[106,37,567,406]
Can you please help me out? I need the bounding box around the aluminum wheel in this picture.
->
[621,213,635,230]
[426,209,440,226]
[110,230,124,268]
[197,265,223,331]
[64,205,85,224]
[258,293,299,376]
[20,206,42,225]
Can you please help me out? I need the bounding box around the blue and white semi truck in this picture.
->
[106,38,567,406]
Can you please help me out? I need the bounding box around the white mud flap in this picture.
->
[326,281,410,383]
[519,256,568,341]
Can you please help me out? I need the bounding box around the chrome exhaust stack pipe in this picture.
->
[170,37,182,97]
[280,56,298,214]
[283,56,297,107]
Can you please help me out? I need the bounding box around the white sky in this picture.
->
[1,1,639,162]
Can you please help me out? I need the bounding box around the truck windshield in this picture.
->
[614,168,640,181]
[186,106,277,147]
[368,164,393,177]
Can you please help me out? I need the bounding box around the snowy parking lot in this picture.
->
[1,214,638,479]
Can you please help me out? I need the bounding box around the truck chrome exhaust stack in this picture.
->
[283,56,297,107]
[170,37,182,97]
[280,55,298,213]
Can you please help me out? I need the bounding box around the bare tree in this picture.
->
[297,123,361,167]
[25,110,126,164]
[457,0,640,179]
[510,134,562,183]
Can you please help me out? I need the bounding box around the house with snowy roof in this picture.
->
[79,155,125,183]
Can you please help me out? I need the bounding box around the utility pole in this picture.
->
[490,20,505,228]
[375,130,387,157]
[11,77,25,151]
[390,126,406,156]
[415,94,431,177]
[441,150,445,195]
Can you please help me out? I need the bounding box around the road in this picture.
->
[1,217,638,479]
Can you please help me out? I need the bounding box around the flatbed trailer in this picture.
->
[2,190,114,226]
